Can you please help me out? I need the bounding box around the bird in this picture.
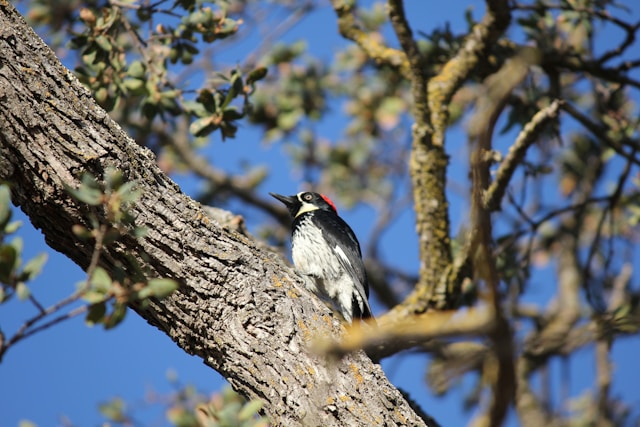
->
[270,191,373,323]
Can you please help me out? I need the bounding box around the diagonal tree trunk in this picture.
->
[0,3,431,426]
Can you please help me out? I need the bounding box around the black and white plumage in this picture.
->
[270,191,372,323]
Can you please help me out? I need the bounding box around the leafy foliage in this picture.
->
[66,168,179,329]
[0,169,178,361]
[57,0,266,137]
[95,373,268,427]
[0,185,48,304]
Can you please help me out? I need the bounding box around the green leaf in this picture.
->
[222,72,244,108]
[104,168,125,191]
[136,285,153,300]
[102,228,121,246]
[127,60,146,79]
[99,398,127,422]
[166,406,198,427]
[95,87,109,104]
[72,224,92,240]
[187,9,207,25]
[141,100,158,120]
[123,78,146,93]
[220,121,238,140]
[189,116,216,137]
[132,226,148,238]
[168,46,180,64]
[86,301,107,326]
[161,89,179,99]
[21,253,48,281]
[81,171,100,188]
[238,399,264,421]
[104,302,127,329]
[11,236,23,253]
[181,50,194,64]
[147,278,178,298]
[16,281,30,300]
[66,185,103,205]
[246,67,267,86]
[115,181,142,203]
[95,35,112,52]
[182,100,208,117]
[0,185,12,230]
[217,18,238,37]
[91,267,113,293]
[83,290,107,304]
[232,71,244,93]
[0,244,18,282]
[277,110,302,131]
[159,95,181,114]
[223,107,243,121]
[5,220,22,234]
[183,42,199,55]
[196,89,216,112]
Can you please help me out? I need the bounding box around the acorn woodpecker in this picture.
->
[270,191,373,323]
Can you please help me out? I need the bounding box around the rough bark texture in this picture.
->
[387,0,511,315]
[0,2,430,426]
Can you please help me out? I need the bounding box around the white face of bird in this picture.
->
[294,192,321,218]
[293,192,338,218]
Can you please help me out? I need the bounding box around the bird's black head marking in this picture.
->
[270,191,338,218]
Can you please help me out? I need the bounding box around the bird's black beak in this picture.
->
[270,192,300,218]
[269,192,297,207]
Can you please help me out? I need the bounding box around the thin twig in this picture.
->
[561,102,640,167]
[5,304,92,347]
[582,145,637,311]
[0,224,108,361]
[28,294,46,314]
[515,195,611,240]
[484,99,563,212]
[168,119,290,226]
[243,2,314,69]
[511,2,640,65]
[0,289,86,362]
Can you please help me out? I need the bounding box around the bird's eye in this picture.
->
[303,193,313,201]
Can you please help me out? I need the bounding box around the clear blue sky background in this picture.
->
[2,1,640,426]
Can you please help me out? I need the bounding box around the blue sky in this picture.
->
[2,1,640,426]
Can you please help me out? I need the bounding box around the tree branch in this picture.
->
[329,0,410,77]
[484,99,562,212]
[387,0,428,126]
[390,0,512,315]
[467,60,515,427]
[427,0,511,147]
[561,101,640,167]
[0,3,431,425]
[320,307,494,359]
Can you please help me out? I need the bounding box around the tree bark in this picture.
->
[0,3,431,426]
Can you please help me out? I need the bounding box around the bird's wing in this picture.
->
[316,211,372,318]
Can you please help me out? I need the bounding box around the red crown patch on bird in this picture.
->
[320,194,337,213]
